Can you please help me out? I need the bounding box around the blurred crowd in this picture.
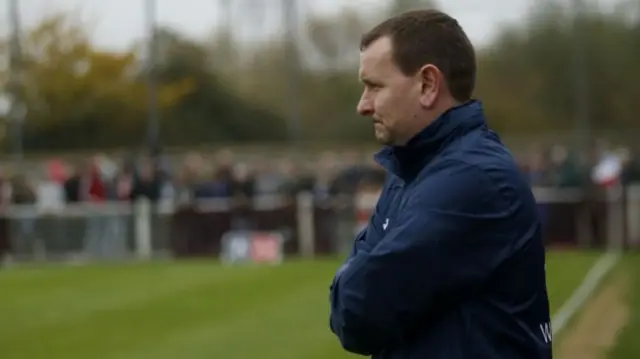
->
[0,149,388,210]
[0,141,638,210]
[519,142,640,188]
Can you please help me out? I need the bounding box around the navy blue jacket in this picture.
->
[329,101,552,359]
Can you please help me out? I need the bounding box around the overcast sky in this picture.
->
[0,0,624,50]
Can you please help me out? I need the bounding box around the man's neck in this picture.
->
[398,99,461,146]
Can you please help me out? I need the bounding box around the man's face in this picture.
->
[357,37,423,146]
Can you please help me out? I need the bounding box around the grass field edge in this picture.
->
[551,250,621,337]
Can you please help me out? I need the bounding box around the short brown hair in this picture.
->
[360,9,476,102]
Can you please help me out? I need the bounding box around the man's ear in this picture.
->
[418,64,442,108]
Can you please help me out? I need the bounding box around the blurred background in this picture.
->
[0,0,639,358]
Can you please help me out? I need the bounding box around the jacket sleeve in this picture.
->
[329,228,366,335]
[329,161,518,355]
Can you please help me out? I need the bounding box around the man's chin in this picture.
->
[374,127,395,145]
[375,136,393,146]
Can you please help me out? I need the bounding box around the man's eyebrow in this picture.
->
[360,77,378,86]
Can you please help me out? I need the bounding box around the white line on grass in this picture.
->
[551,250,621,336]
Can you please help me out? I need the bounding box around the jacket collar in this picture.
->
[374,100,486,182]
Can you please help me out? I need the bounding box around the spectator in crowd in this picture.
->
[275,159,300,199]
[82,158,108,202]
[230,162,255,231]
[79,157,110,259]
[253,161,286,196]
[63,162,82,203]
[230,163,254,202]
[298,165,320,194]
[328,152,377,197]
[194,162,232,199]
[549,145,583,187]
[111,160,135,202]
[313,153,339,201]
[10,174,37,205]
[130,157,161,203]
[0,167,10,211]
[62,158,109,202]
[526,147,552,186]
[47,159,67,186]
[99,159,135,258]
[622,149,640,183]
[9,173,38,260]
[591,141,624,188]
[173,152,203,203]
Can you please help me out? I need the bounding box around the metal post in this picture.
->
[145,0,159,150]
[283,0,301,145]
[8,0,24,165]
[571,0,590,154]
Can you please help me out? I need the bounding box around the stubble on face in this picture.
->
[358,37,421,146]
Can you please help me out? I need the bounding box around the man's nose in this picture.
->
[357,98,374,117]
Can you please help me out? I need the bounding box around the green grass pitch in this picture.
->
[0,251,600,359]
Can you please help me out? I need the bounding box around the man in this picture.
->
[328,9,552,359]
